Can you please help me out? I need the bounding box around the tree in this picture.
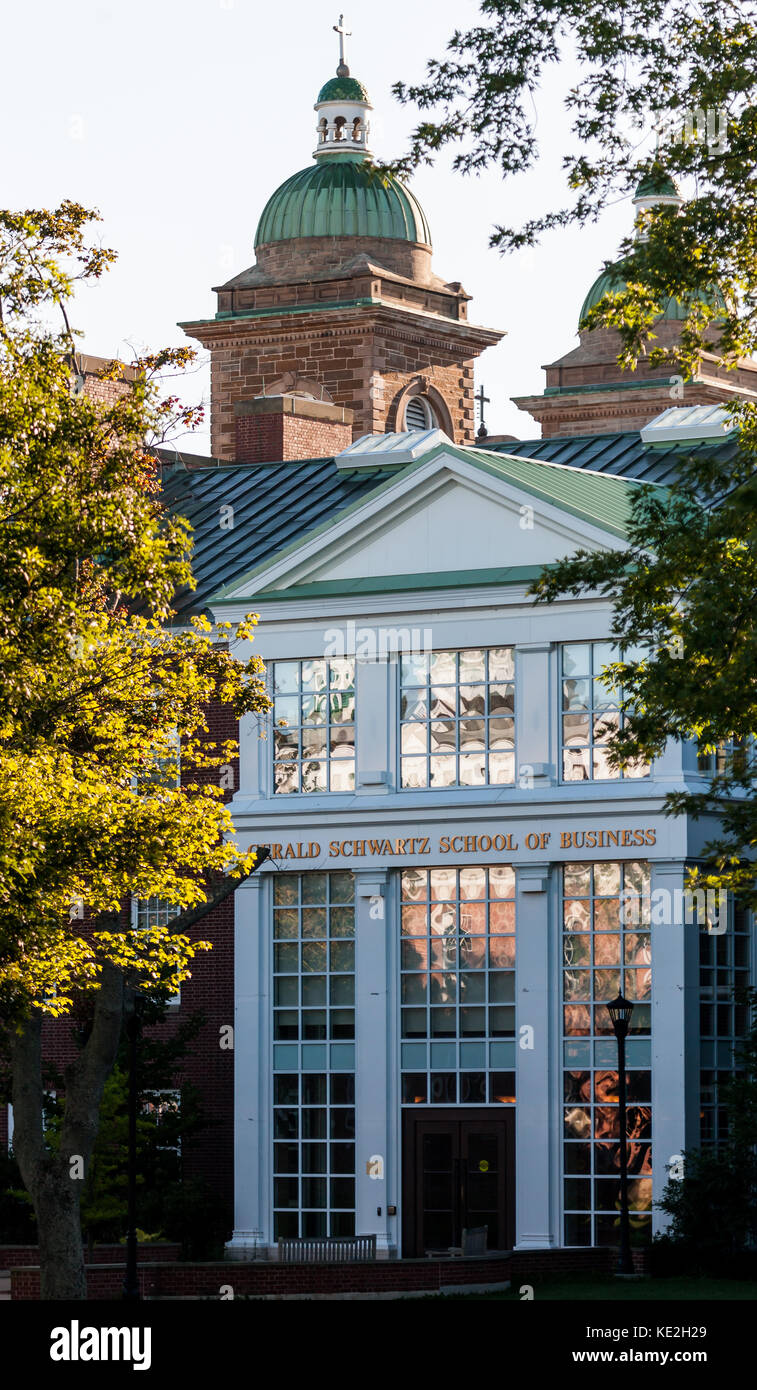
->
[655,989,757,1273]
[387,2,757,375]
[0,203,271,1297]
[532,442,757,906]
[47,1007,228,1259]
[1,1008,230,1259]
[389,3,757,906]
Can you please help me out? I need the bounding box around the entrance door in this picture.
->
[402,1108,514,1256]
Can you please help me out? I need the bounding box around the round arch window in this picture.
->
[404,396,437,431]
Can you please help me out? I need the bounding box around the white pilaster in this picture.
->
[353,869,394,1255]
[650,859,700,1234]
[226,872,271,1258]
[514,862,559,1248]
[355,655,391,793]
[515,641,554,788]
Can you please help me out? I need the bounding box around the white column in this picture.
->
[226,871,271,1258]
[650,859,699,1233]
[515,641,554,787]
[355,655,391,793]
[353,869,394,1255]
[514,862,559,1248]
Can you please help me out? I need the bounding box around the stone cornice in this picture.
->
[183,304,503,354]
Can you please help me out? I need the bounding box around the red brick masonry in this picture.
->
[9,1246,622,1299]
[1,1244,180,1269]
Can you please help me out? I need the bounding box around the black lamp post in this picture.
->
[606,991,635,1275]
[122,994,141,1301]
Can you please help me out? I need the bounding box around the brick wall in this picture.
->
[76,352,136,408]
[514,380,744,437]
[234,396,354,462]
[7,695,243,1225]
[0,1244,180,1268]
[195,312,487,458]
[10,1255,511,1299]
[513,322,757,436]
[184,238,500,458]
[174,695,240,1208]
[254,235,432,285]
[8,1247,624,1299]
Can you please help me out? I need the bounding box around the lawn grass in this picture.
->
[443,1273,757,1300]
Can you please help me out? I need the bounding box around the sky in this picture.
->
[1,0,643,450]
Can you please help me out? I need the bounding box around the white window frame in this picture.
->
[130,896,181,1007]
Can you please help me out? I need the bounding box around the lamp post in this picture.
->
[122,993,141,1301]
[606,991,635,1275]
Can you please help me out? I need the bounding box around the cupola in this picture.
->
[312,15,373,159]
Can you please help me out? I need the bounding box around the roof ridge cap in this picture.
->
[471,445,656,487]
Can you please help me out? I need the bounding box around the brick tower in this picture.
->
[513,171,757,437]
[181,42,503,460]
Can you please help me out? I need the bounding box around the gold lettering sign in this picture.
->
[260,827,657,860]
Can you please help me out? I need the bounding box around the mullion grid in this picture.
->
[561,641,648,783]
[400,647,515,790]
[562,861,653,1247]
[699,899,752,1144]
[134,896,177,930]
[400,865,516,1105]
[272,658,355,794]
[272,871,356,1239]
[273,1072,356,1240]
[697,735,748,776]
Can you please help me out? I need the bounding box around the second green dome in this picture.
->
[254,156,432,248]
[580,265,724,328]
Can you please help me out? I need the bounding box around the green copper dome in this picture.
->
[254,156,432,247]
[579,265,724,328]
[317,75,370,103]
[634,165,681,202]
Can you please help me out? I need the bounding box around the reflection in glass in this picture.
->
[400,647,516,787]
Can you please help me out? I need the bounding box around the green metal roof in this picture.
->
[480,428,740,485]
[197,440,652,606]
[451,444,642,540]
[159,453,385,616]
[317,75,370,103]
[245,566,553,604]
[159,429,740,618]
[158,422,755,615]
[254,156,432,247]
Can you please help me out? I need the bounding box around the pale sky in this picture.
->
[2,0,641,449]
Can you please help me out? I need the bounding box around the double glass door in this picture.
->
[402,1109,514,1256]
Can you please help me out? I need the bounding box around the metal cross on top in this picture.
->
[476,382,491,438]
[333,14,351,74]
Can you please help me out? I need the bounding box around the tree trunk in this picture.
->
[35,1168,89,1300]
[10,960,124,1300]
[8,859,268,1299]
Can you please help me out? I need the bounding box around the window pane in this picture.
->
[273,659,355,795]
[400,648,515,789]
[560,641,648,783]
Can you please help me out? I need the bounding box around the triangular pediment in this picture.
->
[216,447,629,601]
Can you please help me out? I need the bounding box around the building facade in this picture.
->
[185,422,749,1259]
[4,31,754,1265]
[164,40,756,1260]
